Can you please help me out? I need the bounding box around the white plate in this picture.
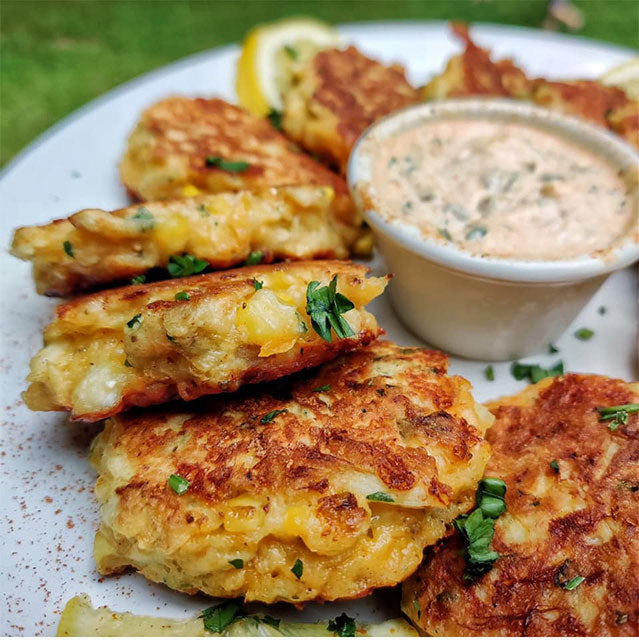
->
[0,21,637,636]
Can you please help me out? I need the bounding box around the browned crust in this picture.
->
[403,374,639,636]
[309,47,419,171]
[102,342,485,506]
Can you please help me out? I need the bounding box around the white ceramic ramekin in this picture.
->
[348,99,639,360]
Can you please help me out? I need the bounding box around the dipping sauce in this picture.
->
[372,119,635,260]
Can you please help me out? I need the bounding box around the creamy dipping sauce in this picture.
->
[372,119,635,260]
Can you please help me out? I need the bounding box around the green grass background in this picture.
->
[2,0,637,166]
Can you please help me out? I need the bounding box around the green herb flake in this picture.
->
[575,327,594,341]
[511,360,564,384]
[198,204,210,217]
[168,253,208,277]
[550,459,560,473]
[246,250,263,265]
[131,206,155,230]
[476,477,507,519]
[413,597,421,619]
[168,474,189,495]
[284,44,298,60]
[484,365,495,381]
[454,478,507,582]
[327,612,356,637]
[548,344,559,354]
[597,403,639,431]
[201,601,242,633]
[124,359,133,368]
[253,278,263,291]
[205,156,250,172]
[291,558,303,579]
[306,275,355,342]
[598,305,607,315]
[438,228,452,241]
[465,224,488,241]
[126,314,142,329]
[174,291,190,301]
[260,409,287,424]
[130,274,146,285]
[228,558,244,569]
[166,332,177,343]
[63,240,74,258]
[313,384,331,393]
[563,575,585,591]
[268,109,283,130]
[366,491,394,503]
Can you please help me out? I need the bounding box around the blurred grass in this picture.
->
[1,0,637,166]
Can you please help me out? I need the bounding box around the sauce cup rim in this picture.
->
[347,98,639,284]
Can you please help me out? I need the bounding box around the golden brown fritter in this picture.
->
[24,261,387,422]
[91,342,493,604]
[120,96,362,246]
[282,47,419,174]
[11,186,347,296]
[422,23,639,149]
[422,23,531,100]
[402,374,639,636]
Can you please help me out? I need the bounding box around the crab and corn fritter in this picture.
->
[11,186,348,296]
[23,261,387,422]
[403,374,639,636]
[90,342,493,604]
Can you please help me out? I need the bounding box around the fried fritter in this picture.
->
[282,47,419,174]
[402,374,639,636]
[11,186,347,296]
[24,261,387,422]
[120,96,361,246]
[91,342,493,604]
[422,23,639,148]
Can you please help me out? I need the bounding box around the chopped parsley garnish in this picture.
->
[168,474,189,495]
[198,204,210,217]
[475,477,507,519]
[306,275,355,342]
[575,327,594,341]
[253,278,263,290]
[131,206,155,230]
[484,365,495,381]
[562,575,585,591]
[284,44,298,59]
[313,384,331,393]
[465,224,487,241]
[291,558,303,579]
[438,228,452,241]
[598,305,607,315]
[246,250,263,265]
[201,601,242,633]
[454,477,507,582]
[366,491,394,503]
[205,156,250,172]
[511,360,564,384]
[548,344,559,354]
[413,597,421,619]
[130,274,146,285]
[550,459,559,473]
[126,313,142,329]
[174,291,190,301]
[168,253,208,277]
[327,612,356,637]
[260,409,287,424]
[268,109,283,130]
[597,403,639,431]
[63,240,74,258]
[124,359,133,367]
[228,558,244,569]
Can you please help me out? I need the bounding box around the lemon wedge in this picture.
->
[600,58,639,99]
[236,17,340,116]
